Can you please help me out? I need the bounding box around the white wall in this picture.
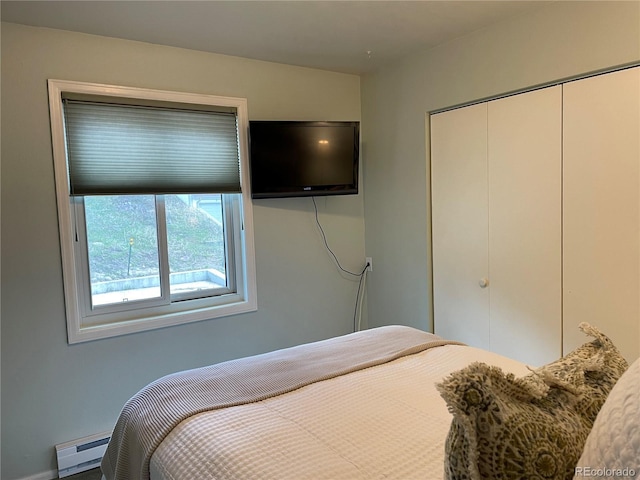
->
[362,1,640,331]
[0,23,363,479]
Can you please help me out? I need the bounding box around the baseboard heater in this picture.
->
[56,431,111,478]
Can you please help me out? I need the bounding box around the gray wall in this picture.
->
[1,23,363,479]
[4,2,640,478]
[362,1,640,332]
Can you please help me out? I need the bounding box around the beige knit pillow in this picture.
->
[437,324,628,480]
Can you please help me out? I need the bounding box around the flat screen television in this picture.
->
[249,121,360,199]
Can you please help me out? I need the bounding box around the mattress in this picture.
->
[149,343,531,480]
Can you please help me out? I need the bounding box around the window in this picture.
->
[48,80,257,343]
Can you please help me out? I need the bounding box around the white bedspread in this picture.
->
[103,326,457,479]
[150,344,531,480]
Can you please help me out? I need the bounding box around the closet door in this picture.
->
[563,67,640,362]
[431,103,490,349]
[488,86,563,366]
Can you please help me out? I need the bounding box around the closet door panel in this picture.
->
[431,103,490,349]
[563,67,640,362]
[488,86,563,366]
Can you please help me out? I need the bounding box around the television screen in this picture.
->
[249,121,359,199]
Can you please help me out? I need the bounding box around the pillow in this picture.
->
[437,323,628,480]
[574,357,639,479]
[520,323,629,424]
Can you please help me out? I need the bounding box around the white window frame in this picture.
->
[48,79,257,343]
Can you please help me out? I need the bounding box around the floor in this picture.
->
[66,468,102,480]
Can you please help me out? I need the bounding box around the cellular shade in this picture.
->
[63,100,241,195]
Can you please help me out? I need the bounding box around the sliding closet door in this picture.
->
[431,103,490,349]
[563,67,640,362]
[487,86,563,366]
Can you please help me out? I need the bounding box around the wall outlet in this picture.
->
[365,257,373,272]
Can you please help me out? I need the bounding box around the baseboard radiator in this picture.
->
[55,431,111,478]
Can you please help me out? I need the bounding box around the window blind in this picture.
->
[63,100,241,195]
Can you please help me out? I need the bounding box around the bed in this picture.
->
[101,325,638,480]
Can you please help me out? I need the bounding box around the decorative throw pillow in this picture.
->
[574,357,640,478]
[437,323,628,480]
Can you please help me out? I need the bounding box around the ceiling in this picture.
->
[1,1,547,75]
